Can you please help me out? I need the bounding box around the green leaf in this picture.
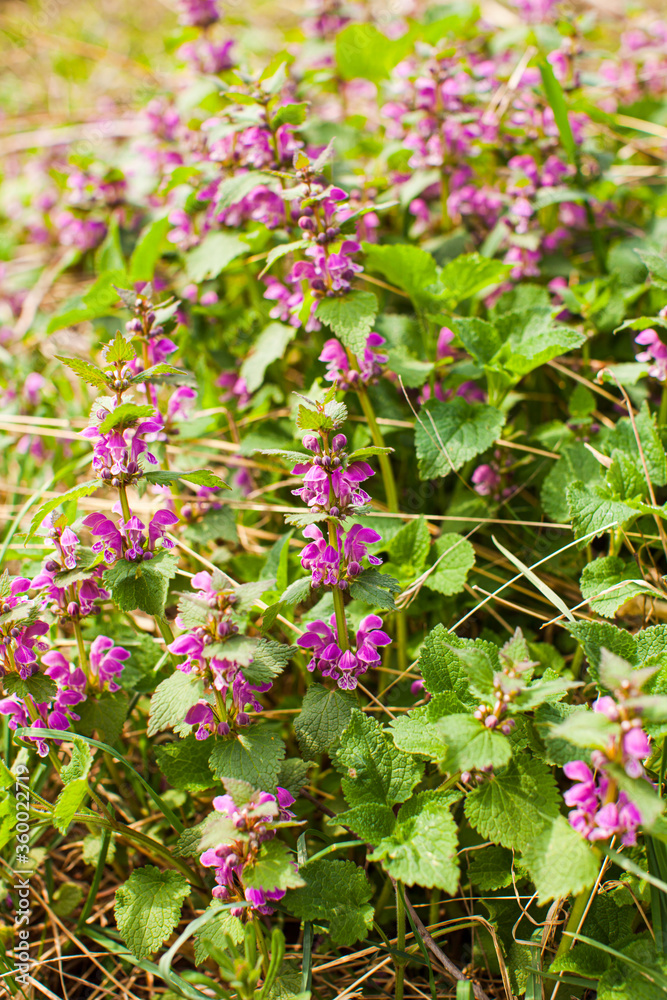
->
[385,349,434,387]
[541,443,602,523]
[285,859,374,947]
[415,398,505,479]
[28,480,100,540]
[464,757,560,852]
[244,839,304,893]
[114,866,190,960]
[4,672,57,703]
[258,239,309,278]
[240,322,296,393]
[434,254,511,307]
[103,551,179,617]
[183,506,238,546]
[208,725,285,790]
[386,518,430,581]
[635,248,667,288]
[316,291,379,355]
[55,356,109,390]
[147,670,205,737]
[53,778,90,834]
[539,61,577,164]
[439,714,513,773]
[468,846,515,890]
[270,102,308,128]
[566,482,639,540]
[549,707,617,750]
[194,901,244,966]
[243,639,292,686]
[154,736,217,793]
[417,625,476,701]
[61,739,93,785]
[496,311,587,376]
[214,172,272,212]
[52,883,84,918]
[276,758,313,798]
[370,791,460,891]
[77,691,128,746]
[294,684,356,757]
[333,803,397,843]
[564,621,637,679]
[580,556,652,618]
[453,317,503,366]
[333,709,423,807]
[335,23,410,82]
[363,241,438,298]
[425,533,476,596]
[388,703,449,759]
[130,217,170,282]
[523,815,599,903]
[144,468,229,489]
[606,403,667,487]
[535,703,591,766]
[185,232,249,282]
[98,402,156,432]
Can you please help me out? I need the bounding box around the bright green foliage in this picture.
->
[208,726,285,790]
[77,691,128,745]
[147,670,205,737]
[522,816,599,902]
[244,840,304,893]
[103,550,179,617]
[155,736,218,792]
[425,533,476,596]
[294,683,356,757]
[114,866,190,959]
[415,398,506,479]
[370,791,460,891]
[439,714,513,772]
[285,860,374,946]
[464,757,560,852]
[316,291,379,354]
[580,556,652,617]
[185,231,249,281]
[194,902,244,965]
[334,709,423,806]
[467,846,515,890]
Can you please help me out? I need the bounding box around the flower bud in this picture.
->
[302,434,319,452]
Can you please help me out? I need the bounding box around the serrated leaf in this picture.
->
[334,709,422,807]
[425,533,476,596]
[147,670,205,737]
[28,480,100,540]
[565,621,637,681]
[523,815,599,903]
[370,791,460,891]
[316,291,378,355]
[4,672,57,703]
[276,758,313,798]
[418,625,477,701]
[580,556,652,618]
[208,726,285,790]
[155,735,217,793]
[496,310,586,376]
[129,216,170,282]
[453,317,503,366]
[114,866,190,960]
[270,102,308,129]
[567,482,639,540]
[294,683,356,757]
[464,757,560,853]
[434,254,511,307]
[103,551,179,616]
[98,402,155,432]
[259,239,309,278]
[363,242,438,305]
[333,803,396,843]
[53,778,90,834]
[130,362,187,384]
[388,703,449,759]
[144,469,229,489]
[415,398,505,479]
[194,901,244,965]
[285,859,374,947]
[77,691,128,746]
[244,839,304,892]
[55,356,109,390]
[386,518,430,582]
[439,714,513,773]
[61,738,93,784]
[468,846,515,890]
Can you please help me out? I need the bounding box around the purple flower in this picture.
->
[217,371,251,408]
[320,333,387,389]
[177,0,219,27]
[89,636,130,693]
[291,435,375,516]
[83,510,178,563]
[296,613,390,690]
[179,38,234,74]
[563,759,644,846]
[471,464,501,497]
[636,329,667,382]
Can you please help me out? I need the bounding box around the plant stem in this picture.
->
[659,384,667,429]
[254,916,271,978]
[395,879,407,1000]
[329,520,349,651]
[554,888,589,961]
[117,483,132,522]
[156,616,179,666]
[73,619,90,685]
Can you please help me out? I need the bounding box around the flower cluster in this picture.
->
[169,571,270,736]
[200,787,296,916]
[563,662,653,846]
[320,334,388,390]
[635,328,667,382]
[83,511,178,563]
[297,613,390,690]
[32,522,108,621]
[300,522,382,589]
[292,433,374,518]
